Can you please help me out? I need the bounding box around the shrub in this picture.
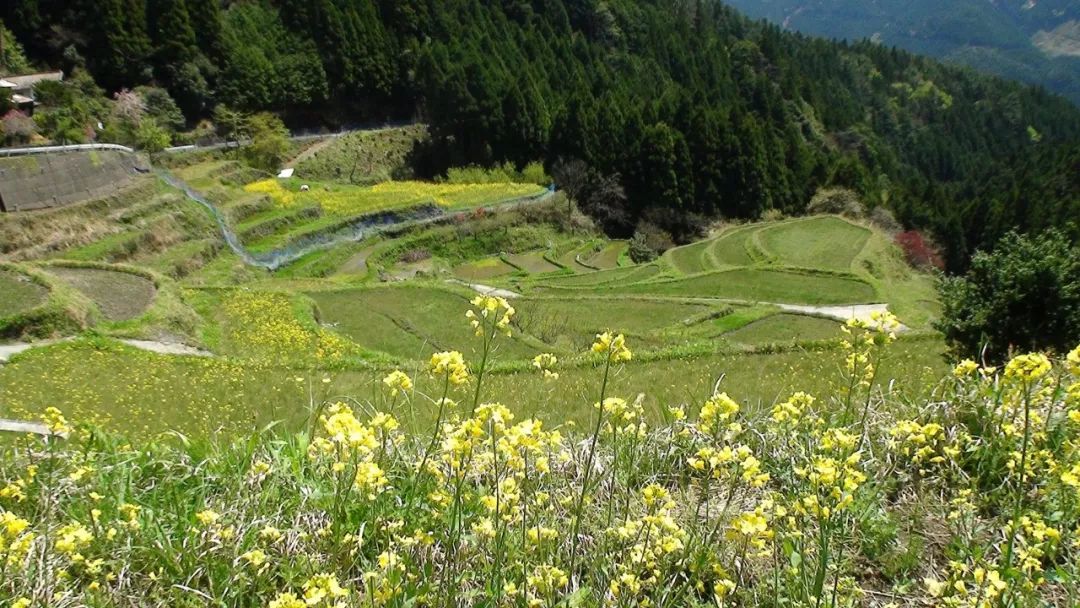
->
[807,187,865,217]
[0,110,36,145]
[937,229,1080,360]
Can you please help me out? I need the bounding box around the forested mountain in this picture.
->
[724,0,1080,104]
[3,0,1080,270]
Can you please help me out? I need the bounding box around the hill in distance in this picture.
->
[724,0,1080,103]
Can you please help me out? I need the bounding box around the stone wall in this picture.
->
[0,150,150,213]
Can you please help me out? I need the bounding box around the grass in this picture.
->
[608,268,878,305]
[453,258,517,281]
[707,226,755,266]
[0,332,948,437]
[757,216,871,271]
[665,239,713,274]
[293,124,428,183]
[724,313,842,345]
[532,265,652,288]
[45,266,156,321]
[310,286,542,361]
[586,241,628,269]
[513,297,717,351]
[505,251,560,274]
[0,269,48,318]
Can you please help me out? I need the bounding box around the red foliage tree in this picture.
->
[895,230,944,270]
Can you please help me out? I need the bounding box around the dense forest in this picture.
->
[3,0,1080,270]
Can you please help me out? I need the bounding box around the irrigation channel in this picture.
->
[157,169,557,271]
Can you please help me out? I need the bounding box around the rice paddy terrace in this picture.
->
[0,134,946,437]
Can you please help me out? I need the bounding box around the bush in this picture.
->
[807,187,865,217]
[936,230,1080,360]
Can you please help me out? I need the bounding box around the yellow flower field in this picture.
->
[2,297,1080,607]
[243,179,545,218]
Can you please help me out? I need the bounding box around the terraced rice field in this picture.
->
[756,217,871,270]
[454,258,517,280]
[723,313,842,345]
[609,268,877,305]
[0,270,48,318]
[585,241,628,269]
[505,251,560,274]
[310,286,542,360]
[666,239,713,274]
[47,267,156,321]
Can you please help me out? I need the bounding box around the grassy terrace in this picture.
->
[0,269,48,318]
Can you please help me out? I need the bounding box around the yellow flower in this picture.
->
[1004,353,1052,382]
[382,370,413,396]
[268,592,306,608]
[532,353,559,380]
[354,461,389,498]
[302,573,350,605]
[12,598,31,608]
[700,392,740,434]
[429,351,470,385]
[42,406,72,435]
[260,526,283,542]
[1067,344,1080,376]
[195,509,220,527]
[55,522,93,556]
[953,359,979,377]
[249,460,272,478]
[591,332,632,362]
[467,295,516,337]
[241,549,266,567]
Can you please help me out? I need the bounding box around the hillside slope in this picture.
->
[724,0,1080,103]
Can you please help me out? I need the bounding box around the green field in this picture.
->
[724,312,842,345]
[310,286,542,361]
[0,150,945,441]
[0,333,948,437]
[757,217,871,270]
[0,270,48,318]
[612,268,877,304]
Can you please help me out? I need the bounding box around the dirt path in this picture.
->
[0,338,212,363]
[774,303,907,330]
[451,281,522,299]
[285,135,339,167]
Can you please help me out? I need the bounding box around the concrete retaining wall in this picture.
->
[0,150,150,212]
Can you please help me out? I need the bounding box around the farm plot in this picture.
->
[310,286,543,360]
[513,297,718,350]
[505,251,560,274]
[454,258,517,281]
[723,313,843,345]
[757,217,871,271]
[47,267,156,321]
[606,268,878,305]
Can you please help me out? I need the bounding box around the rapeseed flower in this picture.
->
[592,332,632,362]
[429,351,469,385]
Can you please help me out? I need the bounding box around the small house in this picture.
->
[1,71,64,115]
